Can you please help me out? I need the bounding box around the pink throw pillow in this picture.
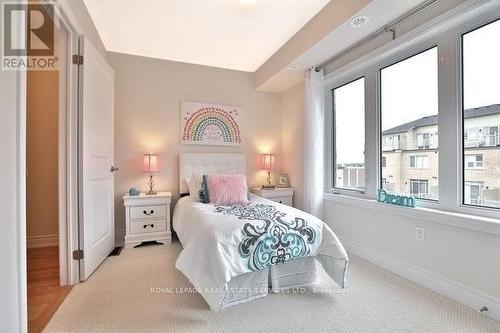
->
[205,174,249,205]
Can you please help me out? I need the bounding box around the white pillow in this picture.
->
[184,175,207,202]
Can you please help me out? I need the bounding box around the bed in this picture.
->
[173,153,348,311]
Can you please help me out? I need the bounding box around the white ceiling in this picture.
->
[257,0,429,92]
[83,0,331,72]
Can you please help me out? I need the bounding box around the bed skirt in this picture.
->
[213,257,317,310]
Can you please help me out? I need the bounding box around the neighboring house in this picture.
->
[336,164,365,190]
[382,104,500,207]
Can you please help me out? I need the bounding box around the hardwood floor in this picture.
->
[28,246,72,333]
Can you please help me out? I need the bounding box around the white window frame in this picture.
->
[379,46,439,205]
[326,75,368,197]
[324,1,500,222]
[461,17,500,212]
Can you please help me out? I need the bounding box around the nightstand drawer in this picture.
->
[269,196,292,206]
[130,219,167,234]
[130,205,167,220]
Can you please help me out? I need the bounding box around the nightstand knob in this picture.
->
[143,210,154,216]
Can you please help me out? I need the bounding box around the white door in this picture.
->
[79,36,115,280]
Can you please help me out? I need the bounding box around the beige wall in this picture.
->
[281,80,306,210]
[26,71,59,239]
[109,52,283,233]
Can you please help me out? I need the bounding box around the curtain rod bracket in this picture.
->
[385,28,397,40]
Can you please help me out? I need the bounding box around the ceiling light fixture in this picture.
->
[350,16,370,28]
[238,0,256,5]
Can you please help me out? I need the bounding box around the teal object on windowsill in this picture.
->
[377,189,415,208]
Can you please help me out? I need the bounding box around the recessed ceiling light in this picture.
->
[238,0,256,5]
[288,64,301,70]
[350,16,370,28]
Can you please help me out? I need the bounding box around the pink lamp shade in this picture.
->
[142,153,160,173]
[261,154,275,172]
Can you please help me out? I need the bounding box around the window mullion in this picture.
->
[365,69,378,199]
[437,32,461,211]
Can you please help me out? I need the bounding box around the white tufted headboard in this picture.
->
[179,153,247,194]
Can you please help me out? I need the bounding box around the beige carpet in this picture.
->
[45,242,500,333]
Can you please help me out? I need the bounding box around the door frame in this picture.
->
[17,2,83,330]
[53,1,80,286]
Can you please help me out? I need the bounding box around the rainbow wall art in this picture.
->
[181,101,242,146]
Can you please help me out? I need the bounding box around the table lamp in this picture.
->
[261,153,275,189]
[142,153,160,195]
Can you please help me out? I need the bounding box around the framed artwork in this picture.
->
[277,174,289,188]
[181,101,242,146]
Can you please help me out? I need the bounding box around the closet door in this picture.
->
[78,36,115,280]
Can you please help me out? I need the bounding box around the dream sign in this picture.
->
[377,189,415,208]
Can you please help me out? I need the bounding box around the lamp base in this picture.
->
[261,185,276,189]
[146,175,157,195]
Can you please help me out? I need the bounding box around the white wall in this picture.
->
[109,52,283,236]
[281,80,306,210]
[0,62,24,333]
[323,199,500,312]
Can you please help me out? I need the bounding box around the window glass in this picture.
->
[463,19,500,208]
[333,78,365,191]
[381,47,439,200]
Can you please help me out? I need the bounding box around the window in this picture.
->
[465,154,484,169]
[410,155,428,169]
[417,133,430,149]
[410,179,429,199]
[381,47,439,200]
[465,182,484,205]
[463,19,500,209]
[333,77,365,191]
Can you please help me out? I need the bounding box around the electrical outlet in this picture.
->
[415,227,425,241]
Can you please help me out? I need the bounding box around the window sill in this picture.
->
[323,192,500,236]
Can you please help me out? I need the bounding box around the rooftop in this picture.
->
[383,104,500,135]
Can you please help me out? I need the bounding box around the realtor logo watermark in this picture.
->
[2,1,58,70]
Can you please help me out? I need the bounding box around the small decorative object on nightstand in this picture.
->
[277,174,289,188]
[123,192,172,248]
[251,187,294,206]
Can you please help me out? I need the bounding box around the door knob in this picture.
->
[110,166,119,172]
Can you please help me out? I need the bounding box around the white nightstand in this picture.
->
[123,192,172,248]
[251,187,294,206]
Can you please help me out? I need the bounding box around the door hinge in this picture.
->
[73,249,84,260]
[72,54,83,65]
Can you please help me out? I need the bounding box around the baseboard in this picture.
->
[27,234,59,248]
[115,228,125,247]
[340,237,500,322]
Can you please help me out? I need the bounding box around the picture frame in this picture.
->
[180,100,242,146]
[277,174,289,188]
